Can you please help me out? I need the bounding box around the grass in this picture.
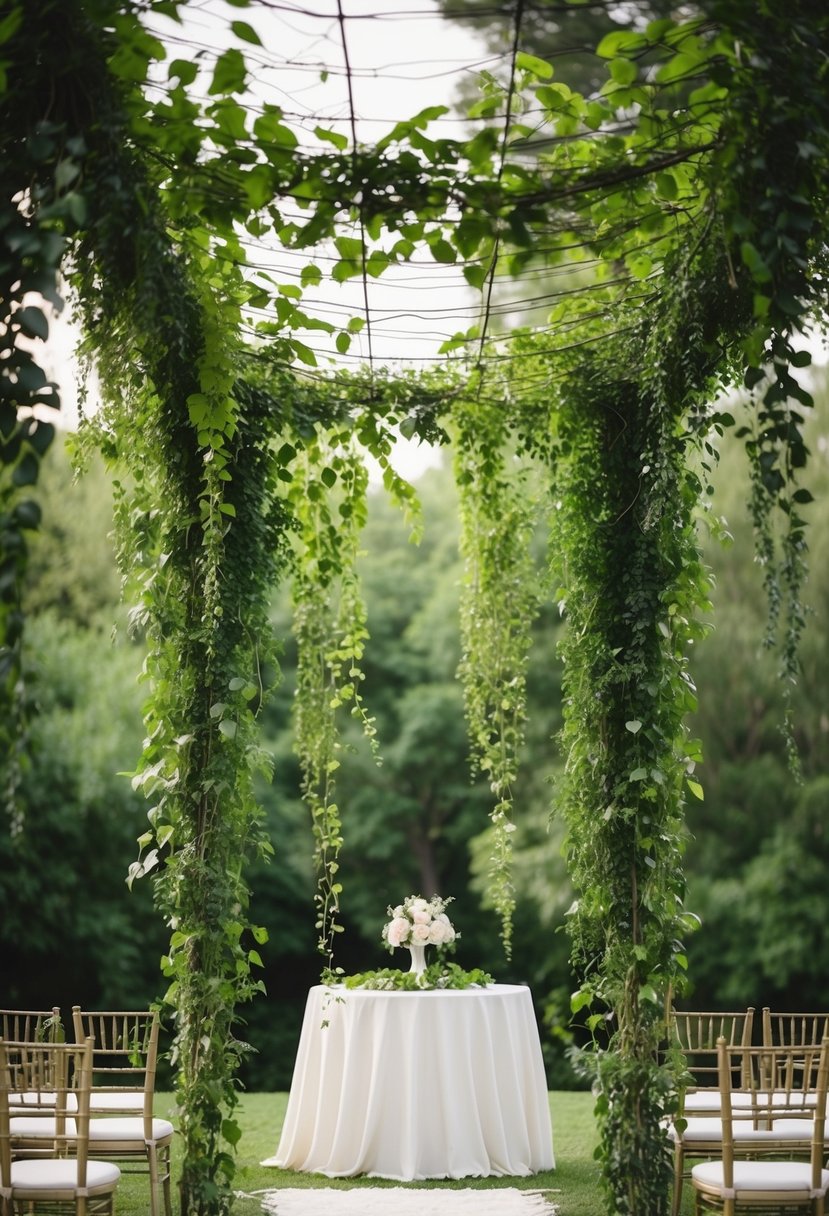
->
[119,1092,696,1216]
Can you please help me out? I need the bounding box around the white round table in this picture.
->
[263,983,555,1181]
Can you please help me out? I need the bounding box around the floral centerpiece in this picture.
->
[382,895,457,976]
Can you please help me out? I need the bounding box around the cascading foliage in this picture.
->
[2,3,829,1216]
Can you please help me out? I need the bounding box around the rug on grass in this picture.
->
[240,1187,559,1216]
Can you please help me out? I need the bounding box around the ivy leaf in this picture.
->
[463,264,488,289]
[17,305,49,340]
[221,1119,242,1147]
[253,111,298,150]
[610,58,638,86]
[516,51,553,80]
[219,719,237,739]
[168,58,198,85]
[314,125,348,151]
[209,48,247,96]
[570,989,593,1013]
[625,720,642,734]
[231,20,262,46]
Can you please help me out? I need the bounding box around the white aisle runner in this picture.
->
[242,1188,559,1216]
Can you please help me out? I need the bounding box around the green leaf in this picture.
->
[463,264,488,290]
[218,719,237,739]
[335,332,351,355]
[0,7,23,47]
[516,51,553,79]
[221,1119,242,1147]
[12,452,39,486]
[290,339,317,367]
[428,238,456,264]
[625,720,642,734]
[17,305,49,340]
[655,172,678,201]
[686,779,704,800]
[610,58,637,86]
[168,58,198,85]
[253,111,298,149]
[231,19,262,46]
[314,125,348,152]
[209,48,247,95]
[596,30,646,58]
[570,988,593,1013]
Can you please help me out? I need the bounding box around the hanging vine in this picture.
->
[455,401,540,957]
[288,427,373,968]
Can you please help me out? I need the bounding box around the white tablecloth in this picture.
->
[264,983,555,1181]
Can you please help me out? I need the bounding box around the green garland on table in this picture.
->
[325,963,494,991]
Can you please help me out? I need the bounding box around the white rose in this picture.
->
[386,916,411,947]
[411,908,431,924]
[410,897,429,911]
[428,920,448,946]
[411,922,431,944]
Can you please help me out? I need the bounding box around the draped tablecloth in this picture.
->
[263,983,555,1181]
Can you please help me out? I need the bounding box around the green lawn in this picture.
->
[117,1092,693,1216]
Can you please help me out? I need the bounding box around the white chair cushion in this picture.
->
[9,1092,79,1111]
[88,1117,174,1143]
[668,1118,723,1142]
[683,1092,756,1112]
[693,1160,829,1194]
[90,1093,145,1112]
[673,1117,815,1144]
[9,1115,64,1137]
[11,1159,121,1191]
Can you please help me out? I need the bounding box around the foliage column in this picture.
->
[552,345,709,1214]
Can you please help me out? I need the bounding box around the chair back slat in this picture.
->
[72,1008,160,1124]
[0,1008,63,1043]
[671,1008,755,1098]
[763,1008,829,1049]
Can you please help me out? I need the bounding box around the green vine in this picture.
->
[289,427,376,968]
[4,4,829,1216]
[455,401,540,958]
[334,963,493,991]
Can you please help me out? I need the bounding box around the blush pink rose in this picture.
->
[411,922,431,944]
[428,920,449,945]
[386,916,411,947]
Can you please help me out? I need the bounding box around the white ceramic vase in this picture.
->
[408,942,429,976]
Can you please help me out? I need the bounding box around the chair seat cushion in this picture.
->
[672,1116,818,1144]
[8,1092,79,1111]
[90,1093,145,1112]
[88,1117,174,1144]
[692,1160,829,1194]
[11,1158,121,1191]
[9,1115,62,1137]
[683,1092,753,1112]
